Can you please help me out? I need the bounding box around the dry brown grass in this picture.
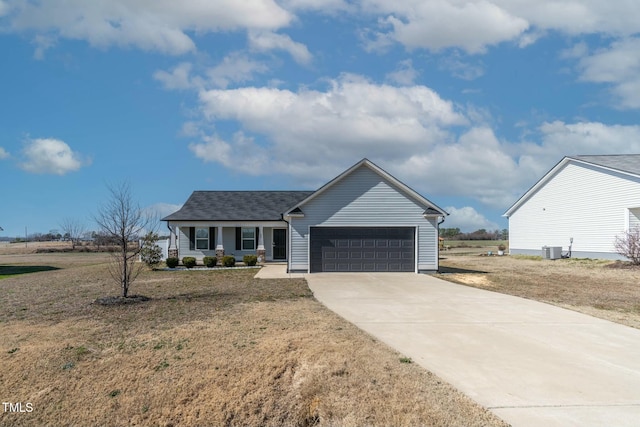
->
[439,253,640,329]
[0,252,506,427]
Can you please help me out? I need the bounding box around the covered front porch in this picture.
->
[166,221,288,263]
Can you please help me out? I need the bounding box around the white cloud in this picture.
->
[188,75,640,208]
[385,59,418,85]
[189,132,270,175]
[575,37,640,109]
[4,0,292,55]
[206,53,269,88]
[398,127,525,207]
[190,70,640,210]
[279,0,354,13]
[153,62,198,90]
[439,54,484,80]
[248,31,313,65]
[144,203,183,221]
[0,147,9,159]
[360,1,640,53]
[445,206,500,232]
[188,75,472,188]
[20,138,87,175]
[195,74,467,183]
[362,0,529,54]
[31,34,56,60]
[154,54,269,91]
[537,120,640,157]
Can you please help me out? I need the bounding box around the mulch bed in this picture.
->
[93,295,151,305]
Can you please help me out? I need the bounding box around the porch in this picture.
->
[167,222,288,263]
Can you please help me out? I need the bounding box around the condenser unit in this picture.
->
[542,246,562,260]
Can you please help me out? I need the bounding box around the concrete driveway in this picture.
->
[306,272,640,427]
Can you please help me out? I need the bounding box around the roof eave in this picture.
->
[503,156,571,217]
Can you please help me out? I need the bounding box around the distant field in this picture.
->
[0,250,506,427]
[441,240,508,256]
[443,240,508,248]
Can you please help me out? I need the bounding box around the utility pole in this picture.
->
[25,226,27,248]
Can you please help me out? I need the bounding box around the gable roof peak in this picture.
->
[285,158,447,216]
[504,154,640,217]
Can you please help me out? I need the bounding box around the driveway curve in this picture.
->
[306,272,640,427]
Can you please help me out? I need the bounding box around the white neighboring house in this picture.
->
[504,155,640,260]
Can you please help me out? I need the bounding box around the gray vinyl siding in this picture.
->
[508,161,640,257]
[177,226,216,260]
[177,224,276,261]
[290,166,439,272]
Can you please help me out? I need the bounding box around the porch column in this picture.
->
[168,224,178,259]
[257,225,266,263]
[215,226,224,262]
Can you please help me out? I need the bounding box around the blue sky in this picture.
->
[2,1,640,238]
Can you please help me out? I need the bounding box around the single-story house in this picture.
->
[162,158,448,273]
[504,155,640,259]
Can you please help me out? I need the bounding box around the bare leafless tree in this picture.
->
[59,217,86,250]
[94,182,156,298]
[614,228,640,265]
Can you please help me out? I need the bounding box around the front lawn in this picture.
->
[439,254,640,329]
[0,253,506,427]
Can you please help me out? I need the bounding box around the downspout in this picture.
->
[280,213,291,273]
[437,216,446,272]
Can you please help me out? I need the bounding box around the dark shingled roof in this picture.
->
[573,155,640,176]
[162,191,314,221]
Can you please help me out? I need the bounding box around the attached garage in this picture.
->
[285,159,448,273]
[310,227,415,272]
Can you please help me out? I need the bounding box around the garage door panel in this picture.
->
[310,227,415,272]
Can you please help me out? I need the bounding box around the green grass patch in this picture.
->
[0,265,60,279]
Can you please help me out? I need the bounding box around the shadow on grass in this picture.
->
[438,266,488,274]
[0,265,60,278]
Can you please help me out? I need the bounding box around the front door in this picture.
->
[273,228,287,260]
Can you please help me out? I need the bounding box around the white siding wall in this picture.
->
[289,166,439,272]
[509,162,640,257]
[629,208,640,230]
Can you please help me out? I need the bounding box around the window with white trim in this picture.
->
[242,227,255,250]
[196,227,209,250]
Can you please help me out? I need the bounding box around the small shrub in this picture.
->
[203,256,217,267]
[140,231,163,268]
[243,255,258,266]
[498,244,506,251]
[165,257,179,268]
[614,227,640,265]
[222,255,236,267]
[182,257,197,268]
